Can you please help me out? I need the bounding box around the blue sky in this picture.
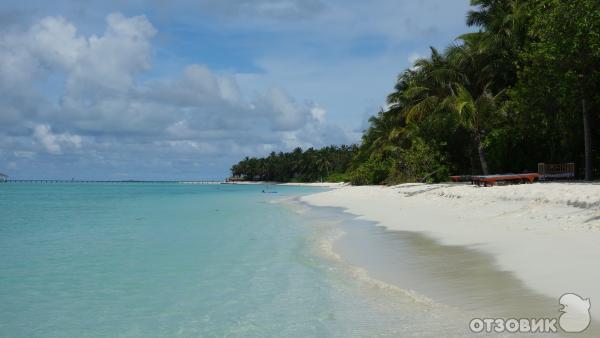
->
[0,0,473,180]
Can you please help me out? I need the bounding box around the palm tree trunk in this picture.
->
[582,98,593,180]
[475,133,489,175]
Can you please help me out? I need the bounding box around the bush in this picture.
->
[388,138,449,183]
[348,158,393,185]
[325,172,349,182]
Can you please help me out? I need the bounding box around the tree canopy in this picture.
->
[230,145,357,183]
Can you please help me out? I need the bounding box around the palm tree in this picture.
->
[363,110,400,158]
[447,84,506,175]
[464,0,528,90]
[384,39,509,176]
[315,156,332,181]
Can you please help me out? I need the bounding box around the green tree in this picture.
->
[517,0,600,180]
[448,84,506,174]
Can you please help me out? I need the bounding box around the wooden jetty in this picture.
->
[2,179,223,184]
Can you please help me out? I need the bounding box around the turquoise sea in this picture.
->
[0,183,469,337]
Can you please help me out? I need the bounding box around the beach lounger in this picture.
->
[470,173,539,187]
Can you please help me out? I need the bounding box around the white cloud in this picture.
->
[253,87,315,131]
[310,105,326,123]
[66,12,156,93]
[33,124,82,154]
[0,0,474,178]
[29,16,85,69]
[0,12,353,178]
[33,125,61,154]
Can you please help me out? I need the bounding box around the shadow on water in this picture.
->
[297,201,599,337]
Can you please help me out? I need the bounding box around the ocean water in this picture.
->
[0,183,472,337]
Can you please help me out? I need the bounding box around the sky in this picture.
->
[0,0,473,180]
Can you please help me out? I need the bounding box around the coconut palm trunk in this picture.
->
[475,133,489,175]
[582,98,593,181]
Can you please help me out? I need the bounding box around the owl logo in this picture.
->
[559,293,591,333]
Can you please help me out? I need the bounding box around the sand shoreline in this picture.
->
[301,182,600,323]
[224,181,346,188]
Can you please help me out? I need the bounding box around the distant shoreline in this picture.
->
[224,181,346,188]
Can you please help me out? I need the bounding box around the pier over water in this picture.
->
[0,179,223,184]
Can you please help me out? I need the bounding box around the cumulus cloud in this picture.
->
[0,0,473,179]
[253,87,315,131]
[29,16,85,69]
[0,12,352,178]
[66,13,156,93]
[33,124,82,154]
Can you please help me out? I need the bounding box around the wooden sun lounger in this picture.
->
[450,175,471,182]
[469,173,539,187]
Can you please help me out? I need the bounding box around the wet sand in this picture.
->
[293,188,600,337]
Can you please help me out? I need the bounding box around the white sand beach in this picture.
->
[278,182,347,188]
[302,182,600,321]
[226,181,346,188]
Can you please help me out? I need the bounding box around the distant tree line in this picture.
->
[232,0,600,184]
[230,145,357,182]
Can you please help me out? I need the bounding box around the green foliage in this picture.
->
[389,138,449,184]
[230,145,357,182]
[351,0,599,179]
[348,157,393,185]
[511,0,600,176]
[325,172,349,183]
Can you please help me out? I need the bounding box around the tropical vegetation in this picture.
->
[230,145,357,182]
[231,0,600,184]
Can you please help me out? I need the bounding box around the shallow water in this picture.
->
[307,203,597,337]
[2,183,582,337]
[0,183,468,337]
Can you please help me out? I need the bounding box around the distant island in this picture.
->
[231,0,599,184]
